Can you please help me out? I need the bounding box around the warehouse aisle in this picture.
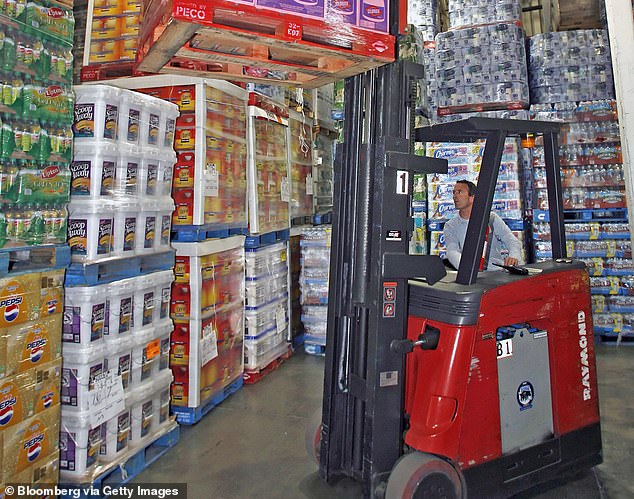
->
[134,345,633,498]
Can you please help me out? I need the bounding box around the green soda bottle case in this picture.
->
[0,202,66,247]
[0,0,75,249]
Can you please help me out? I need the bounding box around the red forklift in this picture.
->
[310,61,602,498]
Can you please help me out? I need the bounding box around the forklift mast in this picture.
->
[320,61,449,497]
[319,60,571,497]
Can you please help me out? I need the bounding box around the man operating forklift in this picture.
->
[444,179,522,271]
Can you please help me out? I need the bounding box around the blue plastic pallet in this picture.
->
[312,213,332,225]
[304,343,327,356]
[534,208,629,223]
[65,250,175,286]
[59,423,180,498]
[564,232,632,240]
[244,229,291,249]
[600,333,634,344]
[172,377,243,425]
[0,244,70,278]
[171,223,248,243]
[292,333,306,349]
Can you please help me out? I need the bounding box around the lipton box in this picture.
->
[0,407,60,480]
[3,316,63,378]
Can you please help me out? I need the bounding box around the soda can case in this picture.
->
[1,406,61,480]
[85,0,142,67]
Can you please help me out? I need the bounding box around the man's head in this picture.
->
[453,180,476,215]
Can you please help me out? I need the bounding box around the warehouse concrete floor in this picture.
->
[135,344,633,498]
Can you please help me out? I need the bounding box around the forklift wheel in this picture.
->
[305,409,322,465]
[385,452,463,499]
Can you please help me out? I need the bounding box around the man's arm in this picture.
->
[492,214,523,265]
[443,219,463,270]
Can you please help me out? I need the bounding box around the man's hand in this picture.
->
[503,257,519,266]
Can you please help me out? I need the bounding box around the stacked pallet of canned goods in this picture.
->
[61,85,179,487]
[1,270,66,491]
[241,90,293,381]
[113,76,249,424]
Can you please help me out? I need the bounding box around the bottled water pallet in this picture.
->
[172,377,243,425]
[171,223,248,243]
[313,213,332,225]
[65,250,176,286]
[534,208,628,223]
[243,344,292,384]
[0,244,70,278]
[244,229,291,249]
[305,343,327,356]
[59,423,180,499]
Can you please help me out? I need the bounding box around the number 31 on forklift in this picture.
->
[497,338,513,359]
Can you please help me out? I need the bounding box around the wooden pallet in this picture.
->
[80,62,141,82]
[556,0,603,30]
[136,0,395,88]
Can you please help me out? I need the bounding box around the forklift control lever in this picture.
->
[492,263,529,275]
[390,326,441,355]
